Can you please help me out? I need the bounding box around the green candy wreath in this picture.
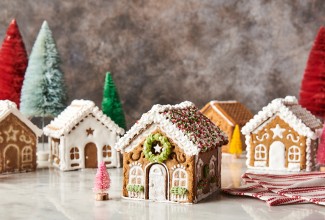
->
[143,133,172,163]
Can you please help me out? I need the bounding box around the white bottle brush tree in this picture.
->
[94,162,111,201]
[20,21,67,150]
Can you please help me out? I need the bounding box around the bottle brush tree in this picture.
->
[229,124,242,158]
[20,20,67,118]
[300,27,325,118]
[102,72,127,130]
[94,162,111,201]
[0,19,28,107]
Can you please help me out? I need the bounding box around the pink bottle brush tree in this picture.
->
[94,162,111,201]
[317,124,325,171]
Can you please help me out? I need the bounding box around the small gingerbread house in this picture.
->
[43,100,124,171]
[115,101,228,204]
[201,101,253,153]
[242,96,322,172]
[0,100,42,174]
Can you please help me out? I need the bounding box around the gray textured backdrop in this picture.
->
[1,0,325,127]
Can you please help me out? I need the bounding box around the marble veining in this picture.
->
[0,155,324,220]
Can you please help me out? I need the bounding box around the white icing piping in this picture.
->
[242,96,321,140]
[44,99,124,138]
[209,101,234,126]
[0,100,42,137]
[115,101,203,156]
[245,135,251,167]
[306,138,312,172]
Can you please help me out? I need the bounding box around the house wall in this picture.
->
[57,113,120,171]
[249,115,307,170]
[122,128,196,203]
[195,147,220,201]
[0,113,37,173]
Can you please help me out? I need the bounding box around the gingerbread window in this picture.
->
[129,166,143,185]
[288,146,300,162]
[22,146,33,163]
[172,168,187,188]
[70,147,80,160]
[255,144,267,160]
[102,145,112,158]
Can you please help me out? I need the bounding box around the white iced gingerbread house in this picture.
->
[43,100,124,171]
[0,100,42,174]
[115,101,228,203]
[241,96,322,172]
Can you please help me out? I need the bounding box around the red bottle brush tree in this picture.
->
[300,27,325,118]
[0,19,28,107]
[317,124,325,171]
[94,162,111,201]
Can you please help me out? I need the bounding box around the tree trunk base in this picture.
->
[96,193,109,201]
[320,166,325,172]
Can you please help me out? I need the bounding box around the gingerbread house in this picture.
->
[43,100,124,171]
[201,101,253,153]
[241,96,322,172]
[115,101,228,204]
[0,100,42,174]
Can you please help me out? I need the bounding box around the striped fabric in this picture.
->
[223,172,325,206]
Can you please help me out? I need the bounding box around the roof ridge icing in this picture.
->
[241,96,321,139]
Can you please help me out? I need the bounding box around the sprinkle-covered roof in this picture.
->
[115,101,228,155]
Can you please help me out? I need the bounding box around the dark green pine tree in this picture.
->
[102,72,127,130]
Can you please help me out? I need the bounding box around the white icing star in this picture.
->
[153,144,162,153]
[4,125,19,142]
[270,124,286,139]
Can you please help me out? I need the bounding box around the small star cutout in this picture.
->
[4,125,19,142]
[270,124,286,139]
[153,144,162,153]
[86,128,94,136]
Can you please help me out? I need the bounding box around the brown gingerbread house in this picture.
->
[0,100,42,174]
[201,101,253,153]
[115,101,228,203]
[241,96,322,172]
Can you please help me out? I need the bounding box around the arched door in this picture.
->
[4,145,19,172]
[149,164,167,201]
[84,143,97,168]
[269,141,285,170]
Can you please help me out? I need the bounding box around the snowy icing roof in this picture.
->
[115,101,228,156]
[43,100,124,138]
[201,100,253,126]
[0,100,42,137]
[241,96,322,139]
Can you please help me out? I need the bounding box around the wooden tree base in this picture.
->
[96,193,109,201]
[320,166,325,172]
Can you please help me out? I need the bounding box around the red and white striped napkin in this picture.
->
[223,172,325,206]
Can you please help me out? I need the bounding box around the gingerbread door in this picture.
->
[269,141,285,170]
[149,164,167,201]
[4,145,19,172]
[84,142,97,168]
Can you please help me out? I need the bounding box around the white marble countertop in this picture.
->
[0,154,324,220]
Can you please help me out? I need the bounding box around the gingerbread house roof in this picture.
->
[0,100,42,137]
[201,100,253,126]
[241,96,322,139]
[43,100,125,138]
[115,101,228,156]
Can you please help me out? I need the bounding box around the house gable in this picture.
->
[248,115,307,170]
[0,113,37,148]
